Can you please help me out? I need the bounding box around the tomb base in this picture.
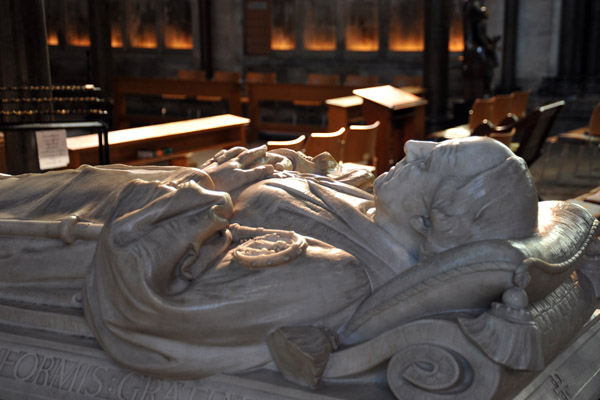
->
[0,324,395,400]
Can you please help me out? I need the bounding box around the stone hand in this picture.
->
[200,146,288,192]
[104,179,233,290]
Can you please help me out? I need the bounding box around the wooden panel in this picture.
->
[247,82,357,141]
[245,0,271,55]
[112,77,243,129]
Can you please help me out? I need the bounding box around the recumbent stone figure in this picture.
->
[0,137,598,399]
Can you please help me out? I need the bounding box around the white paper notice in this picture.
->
[35,129,70,170]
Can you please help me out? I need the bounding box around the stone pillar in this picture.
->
[0,0,52,174]
[583,0,600,93]
[555,0,587,94]
[424,0,450,129]
[88,0,113,100]
[199,0,213,78]
[499,0,518,93]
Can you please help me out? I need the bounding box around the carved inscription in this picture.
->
[0,347,253,400]
[550,372,572,400]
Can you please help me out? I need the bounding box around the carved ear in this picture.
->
[430,208,458,235]
[410,215,430,236]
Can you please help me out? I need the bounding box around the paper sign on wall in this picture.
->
[35,129,70,170]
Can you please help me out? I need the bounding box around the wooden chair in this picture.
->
[547,102,600,180]
[490,93,515,126]
[392,74,425,96]
[344,74,378,87]
[474,100,565,167]
[392,74,422,87]
[517,100,564,166]
[168,70,207,101]
[293,73,341,125]
[304,127,346,160]
[177,69,207,81]
[306,73,341,86]
[342,121,380,164]
[245,71,277,84]
[468,97,495,131]
[511,89,531,119]
[212,70,242,83]
[488,127,516,147]
[266,135,306,152]
[190,70,242,110]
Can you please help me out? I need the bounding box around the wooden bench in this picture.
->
[113,77,244,129]
[66,114,248,168]
[246,82,358,141]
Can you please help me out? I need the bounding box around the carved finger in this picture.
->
[238,164,274,185]
[215,147,246,164]
[237,145,268,168]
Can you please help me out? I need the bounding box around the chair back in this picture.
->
[246,72,277,84]
[516,100,565,166]
[468,97,495,131]
[306,73,341,86]
[489,128,516,147]
[491,93,515,125]
[177,69,206,80]
[304,127,346,160]
[392,74,422,87]
[342,121,380,165]
[511,90,531,119]
[588,102,600,137]
[344,74,378,87]
[212,70,242,83]
[266,135,306,151]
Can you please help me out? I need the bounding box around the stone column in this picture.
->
[199,0,213,78]
[583,0,600,93]
[424,0,450,130]
[499,0,518,93]
[88,0,113,100]
[555,0,587,94]
[0,0,52,174]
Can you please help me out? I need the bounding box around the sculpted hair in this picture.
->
[418,152,539,259]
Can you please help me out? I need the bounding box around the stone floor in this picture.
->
[531,140,600,201]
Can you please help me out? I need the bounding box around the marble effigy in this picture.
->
[0,137,599,399]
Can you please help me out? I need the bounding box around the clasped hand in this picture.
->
[200,145,292,193]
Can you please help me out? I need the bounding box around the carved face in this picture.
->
[375,137,540,262]
[372,141,439,258]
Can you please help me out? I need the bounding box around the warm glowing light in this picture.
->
[305,39,337,51]
[304,31,336,51]
[47,30,59,46]
[164,26,193,50]
[345,27,379,52]
[271,28,295,51]
[449,35,465,52]
[129,25,157,49]
[111,24,123,48]
[388,32,464,52]
[389,36,424,52]
[67,32,91,47]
